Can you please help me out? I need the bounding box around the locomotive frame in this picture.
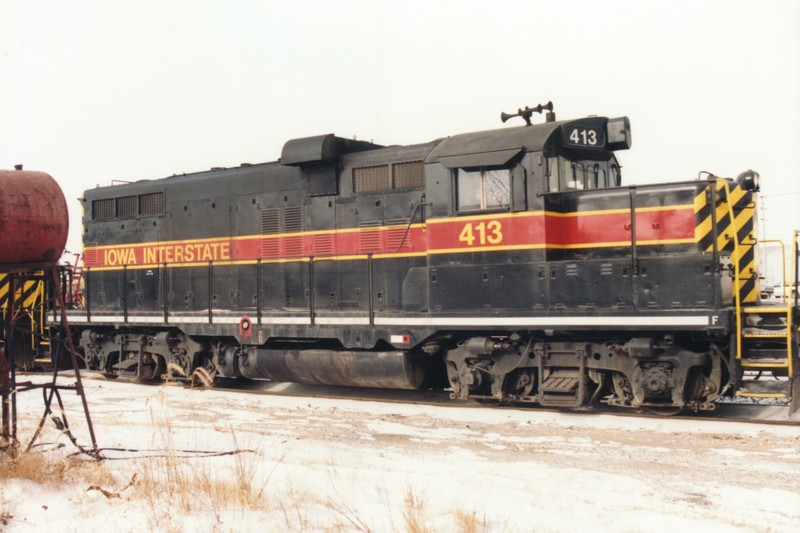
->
[53,107,800,413]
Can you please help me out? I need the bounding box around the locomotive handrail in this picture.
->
[793,230,799,310]
[85,266,91,322]
[760,239,787,303]
[122,265,128,324]
[628,189,638,276]
[162,262,169,323]
[391,197,426,253]
[790,230,798,381]
[255,259,262,325]
[714,178,744,361]
[308,257,315,326]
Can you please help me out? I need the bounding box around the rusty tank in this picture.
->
[0,168,69,264]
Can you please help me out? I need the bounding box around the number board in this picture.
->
[563,125,606,149]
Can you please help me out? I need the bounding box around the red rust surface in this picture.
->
[0,170,69,264]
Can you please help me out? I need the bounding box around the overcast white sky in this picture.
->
[1,0,798,259]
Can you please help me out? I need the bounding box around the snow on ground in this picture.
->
[2,374,799,532]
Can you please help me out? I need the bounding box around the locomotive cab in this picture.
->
[546,115,631,190]
[424,114,631,221]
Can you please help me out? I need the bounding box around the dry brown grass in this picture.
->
[133,450,269,513]
[452,509,489,533]
[403,486,429,533]
[0,447,114,487]
[130,406,272,524]
[1,444,117,527]
[1,414,276,531]
[3,398,494,532]
[320,484,493,533]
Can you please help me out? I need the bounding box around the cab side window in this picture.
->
[546,157,560,192]
[457,168,511,211]
[567,162,585,190]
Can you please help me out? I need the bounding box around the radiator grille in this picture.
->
[92,199,114,220]
[393,161,424,189]
[139,192,164,215]
[115,196,137,217]
[353,165,390,193]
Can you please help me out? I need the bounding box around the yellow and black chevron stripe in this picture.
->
[694,180,759,304]
[0,274,46,313]
[0,273,49,355]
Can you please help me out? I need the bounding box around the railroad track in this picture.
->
[190,376,800,427]
[213,380,800,426]
[17,371,800,427]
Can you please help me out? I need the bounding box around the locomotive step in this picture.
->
[539,371,585,408]
[740,346,791,358]
[735,378,791,399]
[741,330,789,338]
[540,373,580,393]
[742,306,793,314]
[740,358,789,368]
[741,345,791,356]
[113,358,141,370]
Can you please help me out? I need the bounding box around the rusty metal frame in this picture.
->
[0,262,99,457]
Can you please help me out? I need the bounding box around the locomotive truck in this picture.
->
[53,105,799,413]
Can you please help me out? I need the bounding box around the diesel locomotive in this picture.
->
[54,104,799,412]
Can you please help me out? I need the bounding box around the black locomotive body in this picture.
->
[58,110,799,411]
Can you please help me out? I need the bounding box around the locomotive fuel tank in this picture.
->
[221,346,429,390]
[0,169,69,264]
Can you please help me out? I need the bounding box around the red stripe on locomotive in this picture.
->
[84,206,696,268]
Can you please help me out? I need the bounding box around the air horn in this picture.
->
[501,101,554,126]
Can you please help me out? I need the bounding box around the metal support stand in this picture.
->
[0,263,99,457]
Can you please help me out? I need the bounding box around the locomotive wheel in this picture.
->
[474,398,513,407]
[190,357,218,388]
[644,406,685,416]
[137,353,166,382]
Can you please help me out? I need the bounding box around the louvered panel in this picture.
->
[261,208,280,234]
[83,243,100,266]
[358,221,383,252]
[283,206,304,233]
[260,238,280,257]
[386,219,411,251]
[283,235,304,256]
[566,264,579,277]
[313,233,335,255]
